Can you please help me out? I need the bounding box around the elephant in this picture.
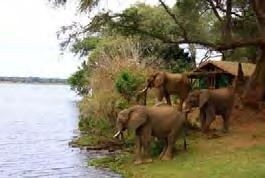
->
[113,105,187,164]
[183,88,234,133]
[183,63,245,133]
[139,71,191,111]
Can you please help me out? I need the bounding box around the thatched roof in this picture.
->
[187,61,256,77]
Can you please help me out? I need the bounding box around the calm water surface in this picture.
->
[0,83,119,178]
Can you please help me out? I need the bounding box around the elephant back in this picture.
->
[165,73,191,98]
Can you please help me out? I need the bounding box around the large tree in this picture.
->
[53,0,265,104]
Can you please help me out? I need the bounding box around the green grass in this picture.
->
[70,134,115,147]
[89,133,265,178]
[89,153,133,177]
[130,145,265,178]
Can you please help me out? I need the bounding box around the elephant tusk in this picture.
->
[139,87,148,93]
[113,131,122,139]
[182,109,190,113]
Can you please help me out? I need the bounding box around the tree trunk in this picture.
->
[222,0,232,43]
[244,46,265,106]
[244,0,265,107]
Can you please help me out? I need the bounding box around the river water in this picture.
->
[0,83,119,178]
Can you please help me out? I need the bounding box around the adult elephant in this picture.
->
[183,63,245,133]
[113,105,187,165]
[139,71,191,111]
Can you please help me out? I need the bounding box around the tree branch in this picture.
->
[158,0,188,40]
[251,0,265,31]
[215,3,243,18]
[222,0,232,42]
[115,21,261,51]
[206,0,223,21]
[216,38,261,51]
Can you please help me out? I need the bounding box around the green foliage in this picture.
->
[71,134,97,146]
[71,37,100,57]
[79,0,99,12]
[67,61,90,95]
[115,97,130,110]
[115,69,145,101]
[151,140,164,157]
[89,153,132,177]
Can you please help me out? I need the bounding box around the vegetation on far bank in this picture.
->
[0,76,67,84]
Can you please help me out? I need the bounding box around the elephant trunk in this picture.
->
[182,102,191,113]
[137,85,149,105]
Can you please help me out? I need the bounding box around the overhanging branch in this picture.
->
[114,21,261,51]
[92,12,261,53]
[158,0,188,40]
[206,0,223,21]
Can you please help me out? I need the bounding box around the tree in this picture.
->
[68,61,90,95]
[52,0,265,104]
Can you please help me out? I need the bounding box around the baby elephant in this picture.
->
[183,63,244,133]
[183,88,234,133]
[113,105,187,164]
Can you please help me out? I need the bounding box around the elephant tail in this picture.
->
[183,112,188,150]
[183,123,187,150]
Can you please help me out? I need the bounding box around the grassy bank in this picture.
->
[89,109,265,178]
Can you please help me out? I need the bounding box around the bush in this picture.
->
[68,61,90,95]
[115,69,145,101]
[77,56,150,139]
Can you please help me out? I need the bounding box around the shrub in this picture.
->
[68,61,90,95]
[77,56,150,139]
[115,69,145,101]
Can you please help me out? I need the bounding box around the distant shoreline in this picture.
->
[0,77,67,85]
[0,81,68,85]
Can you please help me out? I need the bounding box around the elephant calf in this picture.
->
[183,88,235,133]
[114,105,187,164]
[183,63,245,133]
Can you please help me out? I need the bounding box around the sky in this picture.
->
[0,0,87,78]
[0,0,212,79]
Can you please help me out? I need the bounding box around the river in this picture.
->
[0,83,120,178]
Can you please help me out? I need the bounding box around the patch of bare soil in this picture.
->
[223,107,265,149]
[187,107,265,151]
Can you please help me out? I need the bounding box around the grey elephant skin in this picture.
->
[184,88,235,133]
[114,105,187,165]
[183,63,245,133]
[140,71,191,110]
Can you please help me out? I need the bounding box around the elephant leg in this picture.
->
[156,86,171,105]
[134,133,143,165]
[199,110,206,132]
[161,133,175,160]
[222,111,230,133]
[156,88,164,103]
[205,108,215,133]
[178,99,184,111]
[165,94,172,105]
[141,126,152,163]
[159,138,167,159]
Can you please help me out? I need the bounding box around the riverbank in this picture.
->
[86,108,265,178]
[70,133,124,151]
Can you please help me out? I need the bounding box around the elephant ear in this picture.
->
[127,106,147,131]
[199,90,210,108]
[153,72,165,88]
